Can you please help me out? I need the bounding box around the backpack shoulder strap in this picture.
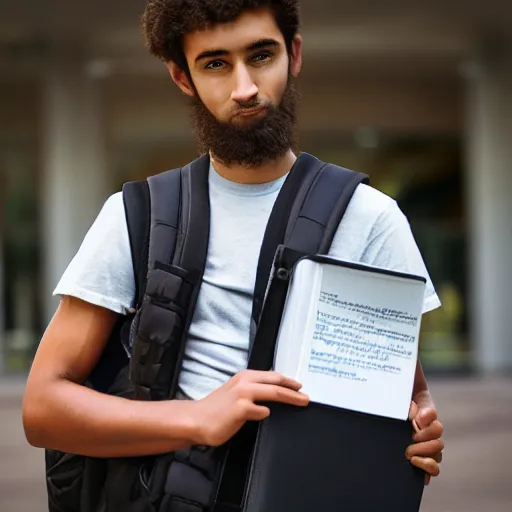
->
[251,153,327,327]
[145,153,210,273]
[122,164,184,309]
[128,154,210,401]
[146,154,211,399]
[122,180,151,310]
[248,154,369,370]
[146,168,183,268]
[286,159,370,254]
[251,153,369,333]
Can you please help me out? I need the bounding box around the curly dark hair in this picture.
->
[142,0,300,71]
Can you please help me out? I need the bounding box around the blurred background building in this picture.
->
[0,0,511,377]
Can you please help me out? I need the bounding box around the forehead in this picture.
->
[183,7,284,58]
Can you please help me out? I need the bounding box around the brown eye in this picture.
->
[205,60,225,70]
[252,52,272,63]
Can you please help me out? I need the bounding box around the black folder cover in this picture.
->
[243,402,425,512]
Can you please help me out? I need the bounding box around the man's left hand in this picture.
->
[406,390,444,485]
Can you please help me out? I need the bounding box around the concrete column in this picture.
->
[464,46,512,373]
[41,49,109,324]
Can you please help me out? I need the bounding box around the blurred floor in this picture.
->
[1,376,511,512]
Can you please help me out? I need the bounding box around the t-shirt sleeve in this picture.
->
[53,192,136,315]
[361,200,441,314]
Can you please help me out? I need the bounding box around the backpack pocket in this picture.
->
[130,264,197,401]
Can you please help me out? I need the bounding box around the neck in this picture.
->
[210,149,297,184]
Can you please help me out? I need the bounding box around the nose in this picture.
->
[231,63,258,104]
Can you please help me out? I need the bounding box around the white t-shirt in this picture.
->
[55,164,441,400]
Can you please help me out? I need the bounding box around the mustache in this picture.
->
[235,98,261,108]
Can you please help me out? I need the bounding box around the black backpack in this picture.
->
[44,152,369,512]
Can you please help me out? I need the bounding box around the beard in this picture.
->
[190,77,299,168]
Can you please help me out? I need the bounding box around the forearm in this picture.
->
[23,378,200,458]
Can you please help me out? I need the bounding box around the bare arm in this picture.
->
[23,297,309,459]
[22,296,198,458]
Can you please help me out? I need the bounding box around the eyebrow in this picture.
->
[194,38,280,64]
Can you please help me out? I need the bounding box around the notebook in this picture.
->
[273,255,426,420]
[241,255,427,512]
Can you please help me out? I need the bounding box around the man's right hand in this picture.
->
[190,370,309,447]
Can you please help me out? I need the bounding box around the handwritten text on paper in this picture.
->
[308,291,417,383]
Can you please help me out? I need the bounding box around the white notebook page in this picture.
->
[276,258,425,421]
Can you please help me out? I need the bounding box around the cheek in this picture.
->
[260,61,289,104]
[192,74,231,118]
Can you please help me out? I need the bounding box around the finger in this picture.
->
[408,400,419,421]
[406,439,444,460]
[413,420,444,443]
[250,383,310,407]
[410,456,440,477]
[416,407,438,429]
[434,452,443,464]
[244,370,304,391]
[425,474,431,486]
[246,404,271,421]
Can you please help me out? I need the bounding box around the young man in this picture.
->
[23,0,443,492]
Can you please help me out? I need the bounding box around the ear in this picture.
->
[166,61,195,97]
[289,34,303,78]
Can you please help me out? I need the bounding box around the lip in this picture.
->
[236,106,267,117]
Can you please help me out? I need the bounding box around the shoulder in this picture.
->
[53,191,135,315]
[102,191,125,212]
[329,183,402,257]
[329,181,441,313]
[77,191,127,244]
[348,183,398,218]
[348,183,409,234]
[82,191,128,245]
